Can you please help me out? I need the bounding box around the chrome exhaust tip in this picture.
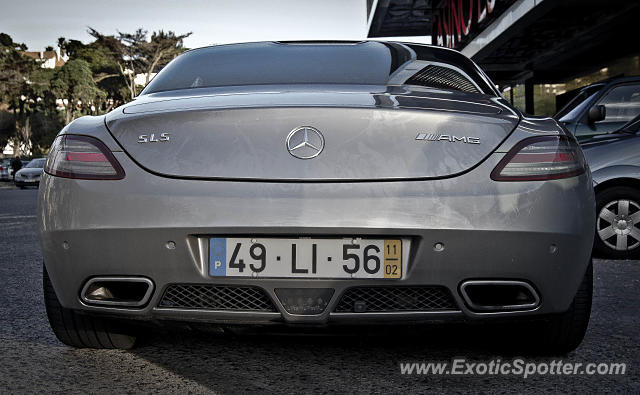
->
[459,280,540,312]
[81,277,154,307]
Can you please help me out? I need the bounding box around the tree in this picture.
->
[0,34,36,109]
[89,27,191,99]
[25,67,62,154]
[57,37,85,58]
[0,33,37,155]
[50,59,105,123]
[0,110,16,150]
[29,111,63,155]
[0,33,26,50]
[0,28,191,154]
[59,35,128,112]
[141,30,192,85]
[114,28,145,99]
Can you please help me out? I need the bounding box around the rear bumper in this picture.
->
[38,152,595,324]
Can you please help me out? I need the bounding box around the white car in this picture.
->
[14,158,45,188]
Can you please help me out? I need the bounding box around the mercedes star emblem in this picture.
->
[286,126,325,159]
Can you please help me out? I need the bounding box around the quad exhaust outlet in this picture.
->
[460,280,540,312]
[81,277,154,307]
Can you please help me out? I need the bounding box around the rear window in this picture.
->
[141,42,496,95]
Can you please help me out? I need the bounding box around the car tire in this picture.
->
[535,261,592,355]
[594,186,640,259]
[43,263,137,349]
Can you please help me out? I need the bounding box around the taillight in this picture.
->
[491,136,586,181]
[45,135,125,180]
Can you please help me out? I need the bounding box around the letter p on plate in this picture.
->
[209,238,227,276]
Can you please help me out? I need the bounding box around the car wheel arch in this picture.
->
[594,177,640,195]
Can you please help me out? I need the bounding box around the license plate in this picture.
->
[209,238,405,279]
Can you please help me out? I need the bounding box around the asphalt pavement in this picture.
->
[0,186,638,393]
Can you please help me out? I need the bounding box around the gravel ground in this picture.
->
[0,187,638,393]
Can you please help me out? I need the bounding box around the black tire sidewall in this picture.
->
[43,263,136,349]
[594,186,640,259]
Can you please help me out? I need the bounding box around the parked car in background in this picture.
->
[555,76,640,142]
[582,114,640,259]
[0,159,10,181]
[14,158,45,189]
[4,159,30,180]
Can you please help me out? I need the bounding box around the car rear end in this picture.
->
[38,42,595,352]
[0,160,8,181]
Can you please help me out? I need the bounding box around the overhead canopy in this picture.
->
[367,0,437,38]
[368,0,640,85]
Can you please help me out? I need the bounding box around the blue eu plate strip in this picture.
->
[209,238,227,276]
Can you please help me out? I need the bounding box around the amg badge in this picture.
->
[415,133,480,144]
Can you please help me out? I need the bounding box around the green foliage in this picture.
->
[0,33,13,47]
[0,35,37,109]
[92,27,192,98]
[29,111,63,155]
[0,34,38,154]
[0,33,26,50]
[51,59,105,122]
[57,38,85,58]
[30,68,55,97]
[52,59,99,96]
[0,28,190,153]
[0,110,16,149]
[75,40,127,106]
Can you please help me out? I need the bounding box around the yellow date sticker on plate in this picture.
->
[384,239,402,279]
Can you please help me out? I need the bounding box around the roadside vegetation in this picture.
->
[0,28,191,156]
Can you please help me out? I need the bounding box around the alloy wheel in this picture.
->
[597,199,640,251]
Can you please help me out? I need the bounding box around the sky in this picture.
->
[0,0,429,50]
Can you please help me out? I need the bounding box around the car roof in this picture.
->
[585,75,640,88]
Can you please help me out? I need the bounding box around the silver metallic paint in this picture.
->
[104,86,518,182]
[582,133,640,185]
[38,56,594,325]
[38,124,594,324]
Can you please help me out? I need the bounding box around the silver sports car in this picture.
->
[38,41,595,353]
